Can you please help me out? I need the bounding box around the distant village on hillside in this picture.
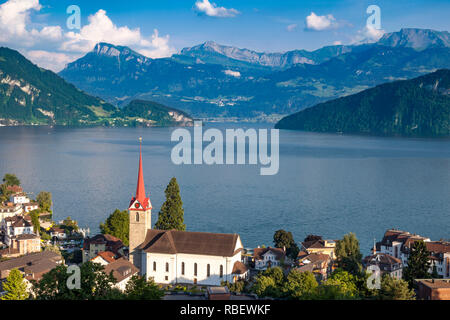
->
[1,146,449,300]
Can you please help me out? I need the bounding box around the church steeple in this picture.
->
[129,137,152,270]
[129,137,152,210]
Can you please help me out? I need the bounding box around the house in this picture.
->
[296,252,332,281]
[23,202,39,213]
[416,279,450,300]
[10,193,30,205]
[377,229,450,278]
[1,215,36,246]
[104,257,139,291]
[363,253,403,279]
[0,203,23,222]
[137,229,247,286]
[0,251,63,282]
[376,229,430,266]
[49,227,67,240]
[253,247,286,270]
[301,238,336,260]
[90,251,118,266]
[127,140,248,286]
[82,234,125,263]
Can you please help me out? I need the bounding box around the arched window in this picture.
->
[207,264,210,277]
[220,265,223,278]
[153,261,156,271]
[194,263,198,276]
[166,262,169,272]
[181,262,185,275]
[136,212,139,222]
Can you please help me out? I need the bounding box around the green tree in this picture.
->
[1,269,29,300]
[100,209,129,246]
[32,262,119,300]
[155,177,185,231]
[273,229,300,259]
[323,269,359,298]
[403,240,431,288]
[36,191,52,212]
[221,280,247,293]
[252,275,278,298]
[379,275,415,300]
[125,274,164,300]
[335,233,363,275]
[283,270,318,299]
[29,210,40,235]
[2,173,20,186]
[62,216,79,233]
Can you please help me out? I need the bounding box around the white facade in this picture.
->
[10,194,30,205]
[0,205,23,223]
[141,237,245,286]
[255,249,283,270]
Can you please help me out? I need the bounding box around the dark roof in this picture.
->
[103,257,139,282]
[5,215,33,228]
[299,253,330,264]
[232,261,248,275]
[377,229,428,248]
[0,251,62,279]
[13,233,39,240]
[301,239,334,250]
[363,253,402,266]
[139,229,241,257]
[426,241,450,254]
[253,247,285,261]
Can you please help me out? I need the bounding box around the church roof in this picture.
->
[138,229,241,257]
[129,139,151,210]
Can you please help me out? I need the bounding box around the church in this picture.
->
[128,139,248,286]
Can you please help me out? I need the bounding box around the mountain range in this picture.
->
[0,47,193,127]
[275,69,450,137]
[59,28,450,119]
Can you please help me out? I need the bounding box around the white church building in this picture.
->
[127,139,248,286]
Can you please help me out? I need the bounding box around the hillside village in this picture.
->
[1,152,450,300]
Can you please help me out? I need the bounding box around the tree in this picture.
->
[323,269,359,298]
[403,240,431,288]
[304,234,322,242]
[283,270,318,299]
[1,269,29,300]
[2,173,20,186]
[379,275,415,300]
[62,216,79,233]
[29,210,40,235]
[100,209,129,246]
[273,229,300,259]
[32,262,119,300]
[155,177,185,231]
[335,233,363,275]
[252,275,278,298]
[36,191,52,212]
[125,274,164,300]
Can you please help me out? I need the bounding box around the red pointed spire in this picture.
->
[136,137,146,203]
[130,137,151,210]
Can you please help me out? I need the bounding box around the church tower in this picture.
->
[128,137,152,270]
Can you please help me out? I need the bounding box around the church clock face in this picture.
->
[135,203,140,209]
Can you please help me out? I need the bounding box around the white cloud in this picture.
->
[195,0,240,18]
[0,0,175,72]
[305,12,337,31]
[353,25,385,44]
[286,24,297,32]
[223,69,241,77]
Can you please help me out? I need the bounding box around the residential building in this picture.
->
[104,257,139,291]
[23,202,39,213]
[90,251,118,265]
[82,234,125,263]
[49,227,67,240]
[10,193,30,205]
[0,202,23,222]
[363,252,403,279]
[296,251,332,281]
[416,279,450,300]
[253,247,286,270]
[1,215,36,246]
[301,238,336,259]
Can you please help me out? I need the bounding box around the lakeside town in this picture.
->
[0,146,449,301]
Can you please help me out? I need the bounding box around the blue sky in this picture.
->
[0,0,449,71]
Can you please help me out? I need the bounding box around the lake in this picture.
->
[0,123,449,254]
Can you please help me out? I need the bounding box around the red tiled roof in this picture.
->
[92,251,117,263]
[253,247,285,261]
[232,261,248,275]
